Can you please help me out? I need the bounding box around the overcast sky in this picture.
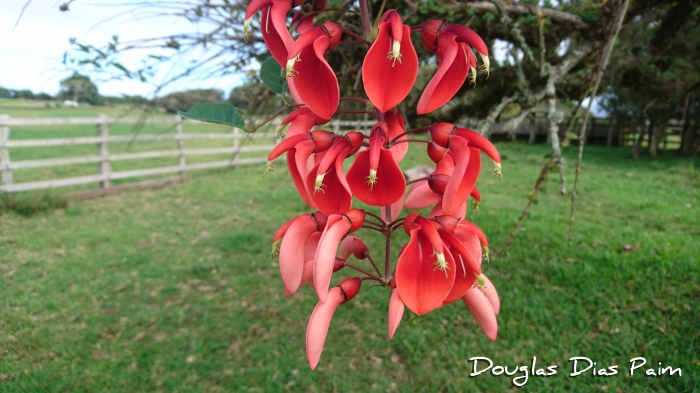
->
[0,0,241,97]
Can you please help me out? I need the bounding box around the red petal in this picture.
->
[261,4,293,67]
[307,148,353,216]
[442,136,470,214]
[362,24,418,112]
[442,248,475,305]
[306,286,344,369]
[429,201,467,221]
[396,228,456,315]
[346,149,406,206]
[288,36,339,119]
[417,34,469,114]
[455,128,501,164]
[288,148,316,209]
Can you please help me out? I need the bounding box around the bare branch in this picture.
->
[462,1,588,29]
[569,0,632,242]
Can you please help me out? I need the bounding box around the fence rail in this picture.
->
[0,114,373,195]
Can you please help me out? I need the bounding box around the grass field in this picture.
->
[1,132,699,392]
[0,99,277,191]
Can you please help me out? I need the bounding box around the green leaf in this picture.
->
[178,104,249,131]
[260,57,284,95]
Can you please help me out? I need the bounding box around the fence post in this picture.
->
[96,114,112,188]
[333,120,340,134]
[232,126,240,170]
[175,115,186,179]
[0,114,12,188]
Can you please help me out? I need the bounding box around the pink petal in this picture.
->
[313,216,352,302]
[280,215,318,294]
[388,287,405,339]
[462,288,498,340]
[380,196,404,223]
[479,274,500,315]
[405,181,441,209]
[306,286,344,369]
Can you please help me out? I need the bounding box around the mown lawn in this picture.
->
[1,143,699,392]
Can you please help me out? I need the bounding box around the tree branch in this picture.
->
[569,0,632,242]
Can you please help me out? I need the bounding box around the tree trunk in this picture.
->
[648,120,657,157]
[633,124,643,160]
[679,94,692,154]
[606,117,615,146]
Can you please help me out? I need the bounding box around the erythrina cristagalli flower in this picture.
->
[238,0,506,370]
[362,10,418,113]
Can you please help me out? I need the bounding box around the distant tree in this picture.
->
[59,73,101,104]
[157,89,223,114]
[0,87,12,99]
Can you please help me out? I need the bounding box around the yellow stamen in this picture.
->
[433,251,449,278]
[243,17,253,42]
[263,160,275,177]
[491,161,502,180]
[479,53,490,79]
[386,39,402,67]
[286,55,301,78]
[313,173,326,194]
[365,168,378,190]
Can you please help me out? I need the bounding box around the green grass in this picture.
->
[1,142,698,392]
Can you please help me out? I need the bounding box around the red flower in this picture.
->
[362,10,418,112]
[306,132,364,216]
[417,21,489,114]
[266,130,336,209]
[245,0,302,66]
[395,213,455,315]
[346,123,406,207]
[286,22,342,120]
[306,278,361,369]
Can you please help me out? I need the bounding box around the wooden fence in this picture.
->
[0,114,372,197]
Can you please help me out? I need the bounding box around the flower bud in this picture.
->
[333,257,346,272]
[321,22,343,49]
[420,20,444,52]
[402,212,421,235]
[352,239,369,260]
[343,208,366,233]
[309,130,336,152]
[427,141,447,163]
[338,277,361,302]
[345,131,365,155]
[432,215,459,233]
[428,174,450,195]
[429,123,456,148]
[312,211,328,231]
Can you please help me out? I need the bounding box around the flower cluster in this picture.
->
[246,1,502,370]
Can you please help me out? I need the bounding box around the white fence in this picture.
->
[0,114,372,197]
